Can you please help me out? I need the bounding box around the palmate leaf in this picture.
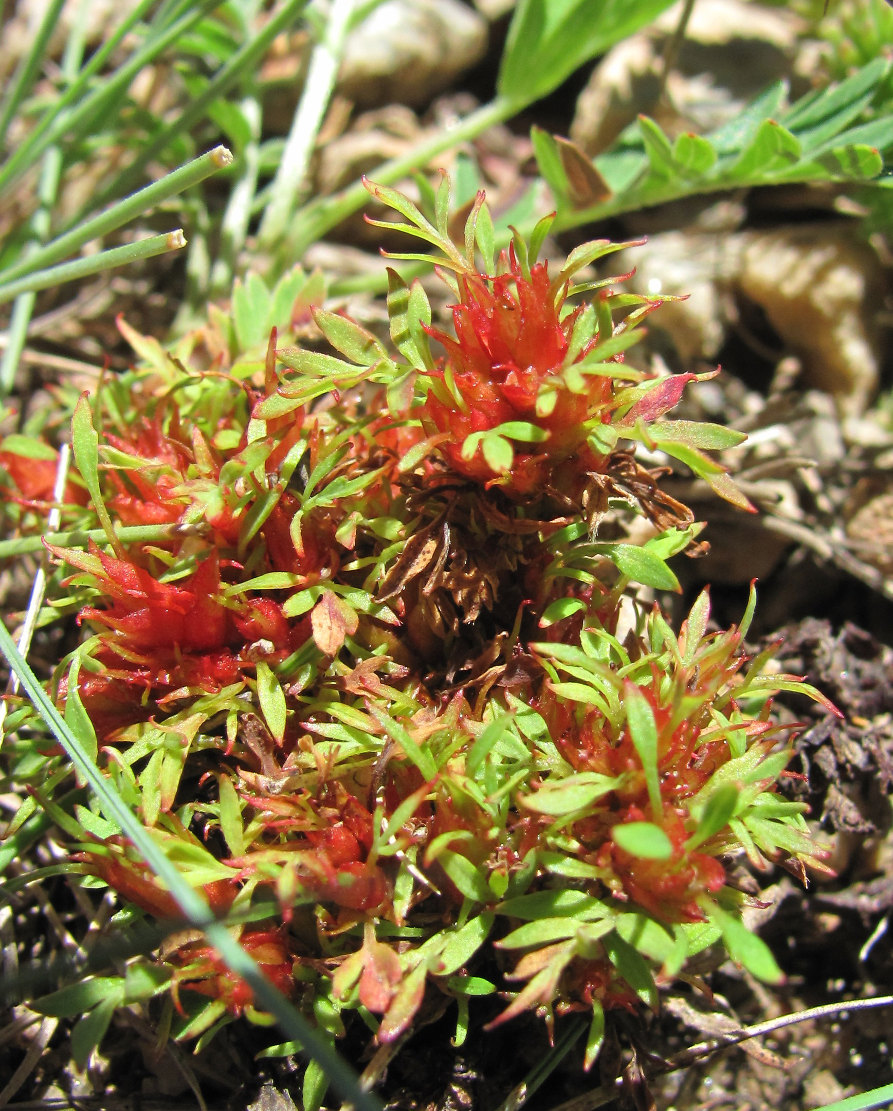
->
[542,58,892,228]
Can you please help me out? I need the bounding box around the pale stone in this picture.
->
[339,0,488,108]
[615,225,883,413]
[734,225,883,413]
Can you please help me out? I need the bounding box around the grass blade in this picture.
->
[0,0,66,146]
[0,148,232,287]
[0,231,187,305]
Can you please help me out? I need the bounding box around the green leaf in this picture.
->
[270,266,319,332]
[624,683,662,816]
[217,772,245,857]
[815,143,884,181]
[368,707,437,781]
[481,433,513,474]
[71,996,119,1070]
[499,916,614,949]
[0,434,58,459]
[493,421,550,443]
[34,977,125,1018]
[638,115,676,178]
[681,588,711,668]
[473,195,496,274]
[531,126,571,201]
[71,393,120,553]
[424,913,494,976]
[611,543,680,592]
[438,849,492,904]
[139,748,163,827]
[434,168,451,238]
[303,1057,329,1111]
[255,660,287,743]
[611,821,673,860]
[615,913,677,964]
[466,714,513,779]
[712,905,783,984]
[538,597,586,627]
[124,962,172,1002]
[64,657,97,768]
[649,419,747,451]
[686,783,740,851]
[499,0,677,105]
[732,118,801,178]
[522,772,620,815]
[232,271,271,351]
[672,131,717,178]
[584,1001,605,1069]
[386,268,433,369]
[603,931,658,1010]
[497,889,611,921]
[313,308,387,366]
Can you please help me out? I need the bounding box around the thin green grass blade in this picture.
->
[0,148,232,287]
[0,0,220,197]
[0,618,382,1111]
[0,232,187,305]
[258,0,360,247]
[88,0,308,215]
[809,1084,893,1111]
[0,0,66,146]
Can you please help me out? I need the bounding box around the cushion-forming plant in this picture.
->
[0,179,837,1089]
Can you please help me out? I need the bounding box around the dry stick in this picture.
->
[0,1015,58,1110]
[655,0,698,105]
[545,995,893,1111]
[666,994,893,1070]
[755,511,893,603]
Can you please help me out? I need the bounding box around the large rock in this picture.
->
[615,223,884,414]
[339,0,488,108]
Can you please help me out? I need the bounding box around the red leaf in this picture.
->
[378,961,428,1043]
[310,589,359,655]
[358,939,402,1014]
[623,374,698,423]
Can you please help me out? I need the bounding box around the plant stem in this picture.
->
[0,524,191,561]
[0,149,232,287]
[85,0,309,217]
[0,232,187,305]
[285,96,516,256]
[0,0,221,199]
[0,0,66,147]
[258,0,361,249]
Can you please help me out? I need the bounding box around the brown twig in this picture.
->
[544,994,893,1111]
